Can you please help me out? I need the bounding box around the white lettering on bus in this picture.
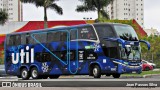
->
[11,46,34,64]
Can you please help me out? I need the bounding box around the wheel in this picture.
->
[21,68,30,80]
[31,67,39,79]
[145,67,150,71]
[112,74,121,78]
[92,65,101,78]
[49,75,60,79]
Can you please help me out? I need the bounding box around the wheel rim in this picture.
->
[32,69,38,78]
[93,68,98,76]
[22,70,27,78]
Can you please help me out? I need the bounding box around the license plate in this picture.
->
[132,71,136,73]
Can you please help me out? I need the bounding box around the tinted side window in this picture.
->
[47,32,60,42]
[78,26,97,40]
[95,25,115,38]
[102,47,119,59]
[34,33,47,43]
[60,32,68,41]
[70,30,77,40]
[16,35,21,45]
[9,35,21,46]
[21,34,26,45]
[35,52,51,62]
[26,34,36,44]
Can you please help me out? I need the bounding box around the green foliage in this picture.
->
[20,0,63,28]
[141,36,160,68]
[76,0,113,20]
[0,50,4,64]
[0,10,8,25]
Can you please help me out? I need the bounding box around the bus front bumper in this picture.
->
[119,65,142,74]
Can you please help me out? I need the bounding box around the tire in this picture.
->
[21,68,30,80]
[49,75,60,79]
[145,67,150,71]
[112,74,121,78]
[92,65,101,78]
[31,67,39,79]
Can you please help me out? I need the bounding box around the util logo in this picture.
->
[11,46,34,64]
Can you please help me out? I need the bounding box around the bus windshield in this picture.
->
[120,45,141,61]
[114,25,139,41]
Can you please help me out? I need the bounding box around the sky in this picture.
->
[23,0,160,31]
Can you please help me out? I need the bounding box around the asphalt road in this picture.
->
[0,75,160,85]
[1,75,160,81]
[0,76,160,90]
[0,76,156,80]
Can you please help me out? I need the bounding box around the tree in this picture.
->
[76,0,113,20]
[20,0,63,28]
[141,35,160,68]
[0,10,8,25]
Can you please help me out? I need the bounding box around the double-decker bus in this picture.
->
[4,23,150,80]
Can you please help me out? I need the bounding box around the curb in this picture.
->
[143,74,160,78]
[121,76,143,78]
[122,74,160,78]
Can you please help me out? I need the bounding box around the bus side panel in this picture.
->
[5,45,22,76]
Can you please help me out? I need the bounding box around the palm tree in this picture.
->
[76,0,113,20]
[0,10,8,25]
[20,0,63,28]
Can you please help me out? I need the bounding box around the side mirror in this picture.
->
[139,40,150,50]
[104,37,126,48]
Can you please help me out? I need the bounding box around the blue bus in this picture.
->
[4,23,150,80]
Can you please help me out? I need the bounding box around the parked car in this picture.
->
[0,65,6,76]
[142,61,153,71]
[142,60,156,69]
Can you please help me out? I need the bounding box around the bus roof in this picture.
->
[6,23,130,36]
[93,23,130,26]
[6,24,91,36]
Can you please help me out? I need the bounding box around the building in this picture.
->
[144,28,160,36]
[106,0,144,27]
[0,0,22,21]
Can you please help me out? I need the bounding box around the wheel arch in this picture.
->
[29,64,40,72]
[20,65,29,72]
[89,62,102,76]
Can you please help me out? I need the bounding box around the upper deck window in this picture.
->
[95,25,115,38]
[47,32,60,42]
[114,25,138,41]
[7,35,21,46]
[78,26,97,40]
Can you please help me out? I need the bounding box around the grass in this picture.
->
[122,70,160,77]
